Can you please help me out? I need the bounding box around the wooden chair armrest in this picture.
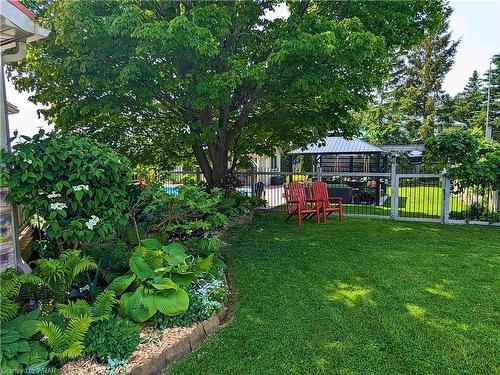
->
[329,197,342,203]
[306,198,320,203]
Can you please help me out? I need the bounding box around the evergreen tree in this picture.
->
[485,53,500,141]
[404,2,459,140]
[453,70,485,129]
[359,1,459,144]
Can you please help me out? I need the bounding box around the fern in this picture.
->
[38,291,116,361]
[37,321,65,355]
[0,269,43,322]
[91,290,117,321]
[82,240,130,284]
[60,250,96,279]
[65,316,92,351]
[58,300,92,320]
[33,250,96,303]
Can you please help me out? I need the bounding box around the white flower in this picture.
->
[72,185,89,192]
[85,215,100,230]
[30,214,46,228]
[49,202,67,211]
[23,158,33,164]
[47,191,61,199]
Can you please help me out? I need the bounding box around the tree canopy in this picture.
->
[11,0,443,187]
[358,2,459,145]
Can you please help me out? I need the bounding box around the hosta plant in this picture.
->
[0,310,49,374]
[37,290,116,361]
[107,239,212,322]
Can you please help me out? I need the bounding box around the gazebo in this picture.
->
[288,136,386,173]
[287,136,388,205]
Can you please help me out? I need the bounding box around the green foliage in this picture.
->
[0,310,49,374]
[453,70,486,129]
[0,269,43,322]
[81,237,132,299]
[485,53,500,140]
[37,290,117,362]
[450,202,500,223]
[151,277,226,329]
[425,128,500,189]
[10,1,442,187]
[135,183,260,248]
[108,240,212,322]
[84,316,140,364]
[360,3,459,143]
[0,130,131,247]
[32,250,96,303]
[137,183,229,241]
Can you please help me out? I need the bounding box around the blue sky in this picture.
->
[5,0,500,137]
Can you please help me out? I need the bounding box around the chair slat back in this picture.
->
[288,182,308,210]
[284,182,307,212]
[310,181,329,203]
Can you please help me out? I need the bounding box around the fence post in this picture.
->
[250,166,256,197]
[390,154,398,220]
[442,167,451,224]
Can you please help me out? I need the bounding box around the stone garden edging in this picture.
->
[127,304,227,375]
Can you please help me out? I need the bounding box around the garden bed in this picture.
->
[61,304,227,375]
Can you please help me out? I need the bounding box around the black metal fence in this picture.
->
[160,168,499,224]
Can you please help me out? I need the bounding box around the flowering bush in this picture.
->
[1,130,131,248]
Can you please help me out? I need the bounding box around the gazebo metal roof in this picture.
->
[288,136,382,155]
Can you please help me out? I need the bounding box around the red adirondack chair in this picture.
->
[284,182,321,225]
[310,181,343,223]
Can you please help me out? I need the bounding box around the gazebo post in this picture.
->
[288,154,294,183]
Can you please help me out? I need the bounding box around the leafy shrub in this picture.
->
[132,183,261,251]
[107,239,212,322]
[426,128,500,190]
[449,202,500,223]
[0,130,131,249]
[0,310,49,373]
[137,183,229,241]
[81,237,132,299]
[84,316,140,364]
[37,290,116,361]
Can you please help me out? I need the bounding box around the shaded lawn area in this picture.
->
[168,215,500,375]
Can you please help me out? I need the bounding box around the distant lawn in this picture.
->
[343,185,468,219]
[167,214,499,375]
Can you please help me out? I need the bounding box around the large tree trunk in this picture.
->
[192,142,230,188]
[190,86,263,188]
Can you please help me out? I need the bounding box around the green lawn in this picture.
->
[167,214,499,375]
[342,185,468,219]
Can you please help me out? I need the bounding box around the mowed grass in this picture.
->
[343,185,468,219]
[167,215,500,375]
